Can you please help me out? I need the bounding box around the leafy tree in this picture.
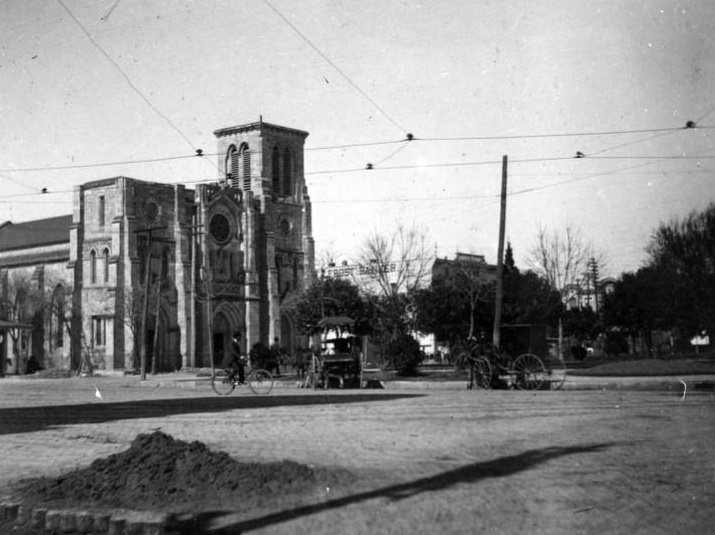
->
[412,280,475,349]
[646,202,715,337]
[502,242,563,327]
[386,332,423,375]
[602,203,715,354]
[412,272,494,351]
[561,307,601,341]
[294,277,369,335]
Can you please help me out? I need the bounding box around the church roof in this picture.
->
[213,120,309,138]
[0,215,72,252]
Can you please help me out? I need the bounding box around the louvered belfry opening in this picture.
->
[226,144,239,189]
[282,149,292,196]
[240,143,251,192]
[272,146,280,195]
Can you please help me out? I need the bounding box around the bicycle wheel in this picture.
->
[248,369,274,395]
[472,356,492,389]
[511,353,546,390]
[211,369,236,396]
[544,355,567,390]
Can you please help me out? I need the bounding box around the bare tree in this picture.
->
[356,223,432,298]
[0,272,37,374]
[453,257,495,339]
[528,224,607,297]
[42,279,96,375]
[120,288,144,372]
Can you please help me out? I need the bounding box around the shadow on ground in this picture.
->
[0,393,422,435]
[166,443,613,534]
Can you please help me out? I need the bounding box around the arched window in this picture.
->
[225,145,239,188]
[90,250,97,284]
[292,256,299,290]
[103,248,110,283]
[282,149,292,196]
[272,146,280,195]
[275,254,282,292]
[240,143,251,191]
[14,289,27,323]
[161,247,170,281]
[52,285,64,349]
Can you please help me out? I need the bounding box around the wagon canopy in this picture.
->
[318,316,355,328]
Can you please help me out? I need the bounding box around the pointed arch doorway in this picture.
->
[213,312,230,368]
[211,303,244,368]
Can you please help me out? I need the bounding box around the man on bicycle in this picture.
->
[221,333,246,384]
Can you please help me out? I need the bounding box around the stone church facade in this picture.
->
[0,121,314,374]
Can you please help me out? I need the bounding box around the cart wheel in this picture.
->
[472,356,492,389]
[211,369,236,396]
[511,353,546,390]
[544,355,567,390]
[248,369,274,395]
[455,351,472,369]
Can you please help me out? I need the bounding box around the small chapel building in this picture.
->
[0,120,315,374]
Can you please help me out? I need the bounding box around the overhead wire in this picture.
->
[54,0,217,174]
[259,0,408,136]
[0,122,709,174]
[0,145,711,203]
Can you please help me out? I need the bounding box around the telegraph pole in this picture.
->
[139,228,153,381]
[492,155,508,349]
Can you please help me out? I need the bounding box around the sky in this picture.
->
[1,0,714,277]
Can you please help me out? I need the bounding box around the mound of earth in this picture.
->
[16,431,346,512]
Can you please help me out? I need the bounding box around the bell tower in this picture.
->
[211,120,314,355]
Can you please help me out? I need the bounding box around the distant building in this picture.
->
[0,120,314,375]
[431,252,497,287]
[562,276,616,312]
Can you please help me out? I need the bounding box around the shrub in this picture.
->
[387,333,423,376]
[249,342,272,370]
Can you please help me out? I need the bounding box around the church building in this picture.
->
[0,120,315,374]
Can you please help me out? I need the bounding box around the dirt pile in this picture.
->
[17,431,332,511]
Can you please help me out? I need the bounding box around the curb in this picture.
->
[1,501,168,534]
[13,373,711,393]
[379,378,715,392]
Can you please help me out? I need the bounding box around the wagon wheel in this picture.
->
[471,356,492,389]
[511,353,546,390]
[544,355,567,390]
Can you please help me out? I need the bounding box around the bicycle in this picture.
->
[458,341,566,391]
[211,364,274,395]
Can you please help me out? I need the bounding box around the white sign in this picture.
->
[690,335,710,346]
[323,263,397,279]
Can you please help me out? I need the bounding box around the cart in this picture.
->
[459,324,566,390]
[307,316,362,389]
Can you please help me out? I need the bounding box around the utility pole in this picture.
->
[589,257,600,311]
[151,275,162,375]
[492,155,508,350]
[139,228,153,381]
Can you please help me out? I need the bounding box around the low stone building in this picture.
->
[0,120,314,374]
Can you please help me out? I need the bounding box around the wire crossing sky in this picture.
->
[1,0,713,276]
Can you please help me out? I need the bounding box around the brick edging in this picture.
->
[2,501,168,534]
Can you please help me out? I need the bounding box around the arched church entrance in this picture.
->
[280,314,294,358]
[211,302,244,368]
[145,301,178,373]
[213,312,230,368]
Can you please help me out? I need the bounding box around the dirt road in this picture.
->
[1,376,713,534]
